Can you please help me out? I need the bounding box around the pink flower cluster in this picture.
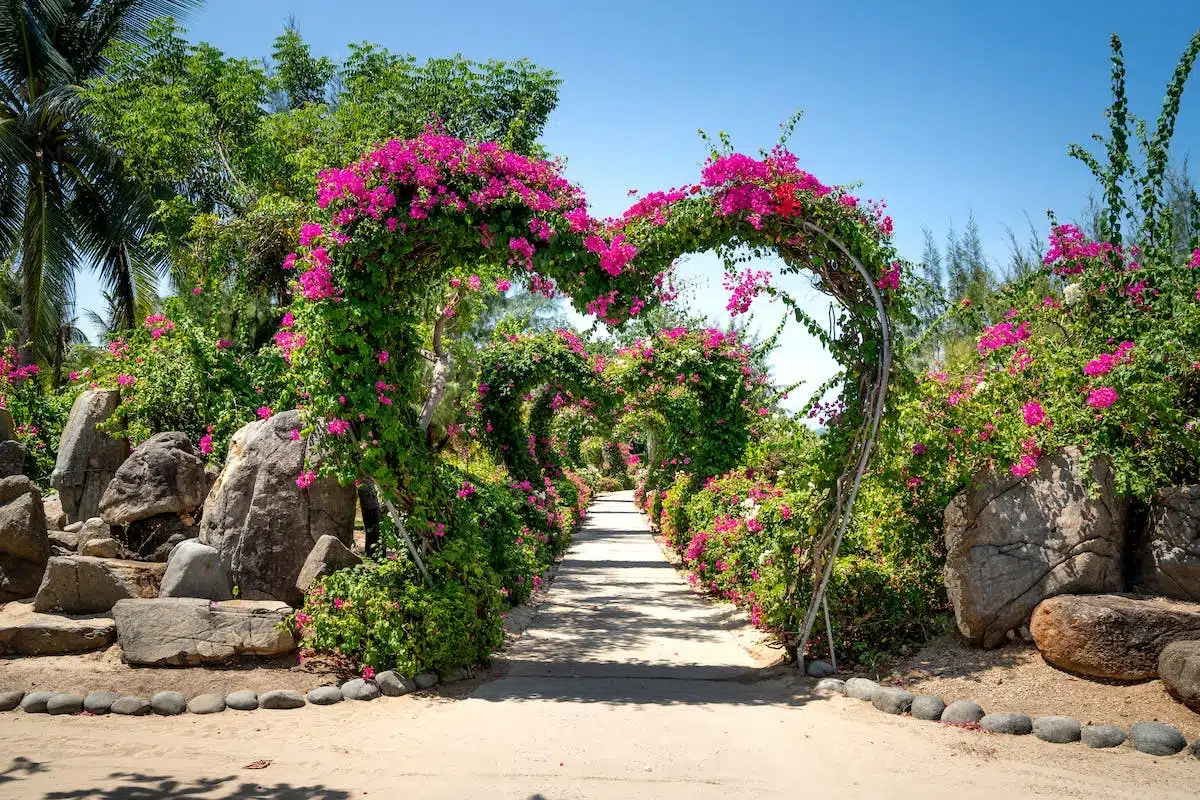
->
[143,314,175,339]
[723,269,772,315]
[1083,341,1134,376]
[977,320,1031,355]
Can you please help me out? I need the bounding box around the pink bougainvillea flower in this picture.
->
[198,433,213,455]
[467,274,482,291]
[1086,386,1118,409]
[377,350,389,364]
[496,278,512,292]
[296,470,316,489]
[1010,454,1038,478]
[116,374,135,387]
[327,418,351,435]
[290,429,301,441]
[256,406,273,420]
[1022,401,1046,426]
[361,666,376,680]
[911,443,927,455]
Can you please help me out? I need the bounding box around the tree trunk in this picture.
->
[419,309,454,436]
[357,482,382,556]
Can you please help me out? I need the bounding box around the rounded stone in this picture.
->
[910,695,946,721]
[0,690,24,711]
[843,678,879,701]
[806,660,835,678]
[1130,722,1187,756]
[1189,738,1200,759]
[1081,724,1127,749]
[83,691,121,714]
[814,678,845,695]
[376,671,416,697]
[439,667,470,684]
[414,672,438,689]
[225,690,259,711]
[1033,715,1081,744]
[872,687,915,715]
[307,685,344,705]
[46,693,84,715]
[940,699,985,724]
[151,691,187,716]
[110,696,151,716]
[19,691,54,713]
[259,689,305,710]
[980,712,1033,735]
[187,694,226,714]
[341,678,380,701]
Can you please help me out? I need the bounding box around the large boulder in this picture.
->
[1136,485,1200,602]
[0,439,24,478]
[32,555,165,613]
[1159,640,1200,712]
[99,432,208,525]
[0,599,116,655]
[43,496,67,531]
[1030,593,1200,680]
[199,410,355,605]
[295,534,362,595]
[50,390,128,524]
[0,475,49,600]
[159,540,232,600]
[112,598,295,665]
[944,448,1127,648]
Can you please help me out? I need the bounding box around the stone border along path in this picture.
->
[2,489,1198,765]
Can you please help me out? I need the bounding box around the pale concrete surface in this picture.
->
[0,491,1195,799]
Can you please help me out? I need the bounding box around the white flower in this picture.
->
[1064,282,1083,305]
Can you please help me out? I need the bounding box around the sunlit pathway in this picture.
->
[0,492,1194,799]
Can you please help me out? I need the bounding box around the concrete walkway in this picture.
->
[0,491,1195,799]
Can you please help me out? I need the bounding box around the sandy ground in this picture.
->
[1,492,1197,799]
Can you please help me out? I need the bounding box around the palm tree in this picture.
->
[0,0,201,363]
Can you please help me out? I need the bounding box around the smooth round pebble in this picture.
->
[814,678,845,695]
[872,687,915,715]
[307,685,344,705]
[844,678,879,701]
[260,690,305,710]
[110,696,151,716]
[376,671,416,697]
[806,660,836,678]
[910,695,946,721]
[225,690,259,711]
[341,678,381,701]
[187,694,226,714]
[940,700,985,724]
[84,691,122,714]
[1189,738,1199,759]
[46,693,84,715]
[1081,725,1127,749]
[19,691,54,713]
[1130,722,1187,756]
[0,690,24,712]
[151,691,186,716]
[980,712,1032,735]
[414,672,438,689]
[1033,716,1081,744]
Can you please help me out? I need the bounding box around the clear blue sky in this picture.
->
[77,0,1200,405]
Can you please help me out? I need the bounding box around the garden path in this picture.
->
[0,491,1195,799]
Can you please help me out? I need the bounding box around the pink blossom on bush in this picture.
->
[257,406,273,419]
[116,374,135,387]
[1022,401,1046,426]
[1086,386,1118,409]
[296,470,316,489]
[327,418,351,435]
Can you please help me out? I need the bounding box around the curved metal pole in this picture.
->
[794,220,893,672]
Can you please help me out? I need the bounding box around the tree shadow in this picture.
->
[1,756,48,786]
[41,772,352,800]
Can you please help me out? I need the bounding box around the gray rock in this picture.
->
[100,432,208,527]
[805,660,835,678]
[112,598,295,665]
[307,685,344,705]
[1031,594,1200,680]
[1081,724,1127,749]
[941,700,985,724]
[910,695,946,721]
[199,410,355,606]
[341,678,381,701]
[843,677,879,701]
[1033,715,1081,743]
[33,555,165,614]
[0,475,50,601]
[1159,639,1200,712]
[295,534,362,595]
[48,528,85,551]
[980,712,1032,735]
[814,678,845,695]
[871,687,915,715]
[376,671,415,697]
[0,599,116,655]
[225,690,259,711]
[0,689,24,711]
[43,497,67,531]
[83,690,121,714]
[159,540,232,600]
[122,514,198,562]
[64,521,83,533]
[78,517,118,544]
[259,689,305,710]
[151,690,186,715]
[944,448,1127,648]
[187,694,226,714]
[1190,738,1200,759]
[110,696,151,716]
[20,691,54,712]
[148,531,190,563]
[50,390,128,525]
[1130,722,1187,755]
[0,439,25,478]
[439,667,470,684]
[0,408,11,441]
[1136,484,1200,602]
[414,672,437,689]
[46,693,83,715]
[80,537,120,558]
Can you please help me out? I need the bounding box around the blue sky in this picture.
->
[78,0,1200,405]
